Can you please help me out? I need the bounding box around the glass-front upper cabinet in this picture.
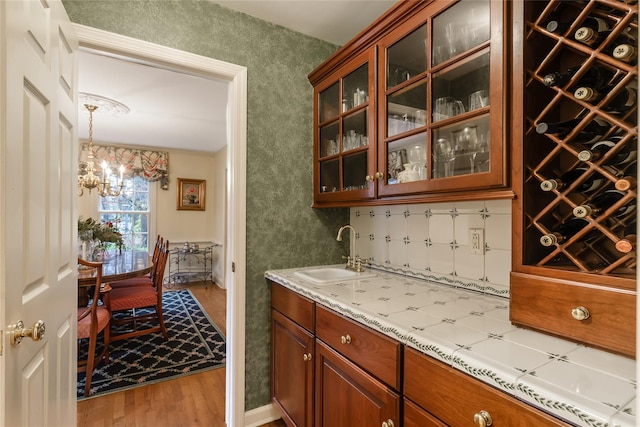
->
[377,0,506,198]
[314,49,376,203]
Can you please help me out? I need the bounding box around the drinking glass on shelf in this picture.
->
[445,22,471,58]
[433,137,455,177]
[445,23,459,57]
[471,132,490,173]
[433,44,447,65]
[453,126,478,173]
[434,97,465,122]
[469,90,489,111]
[408,144,427,180]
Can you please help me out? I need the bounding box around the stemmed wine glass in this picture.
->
[433,137,455,177]
[471,131,489,173]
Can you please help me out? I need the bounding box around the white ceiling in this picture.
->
[212,0,397,46]
[77,1,396,153]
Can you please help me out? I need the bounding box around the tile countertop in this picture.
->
[265,265,636,427]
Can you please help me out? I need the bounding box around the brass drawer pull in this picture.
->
[340,334,352,344]
[473,410,493,427]
[571,306,590,321]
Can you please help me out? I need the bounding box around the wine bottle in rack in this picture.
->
[609,29,638,64]
[573,86,637,113]
[615,220,637,254]
[540,167,607,192]
[535,117,610,143]
[574,16,612,47]
[577,136,637,165]
[540,217,591,246]
[573,189,636,218]
[615,160,637,191]
[542,64,613,88]
[546,20,571,34]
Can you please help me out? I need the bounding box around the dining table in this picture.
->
[77,250,153,286]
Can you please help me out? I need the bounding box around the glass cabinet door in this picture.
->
[315,50,375,201]
[431,0,490,66]
[431,51,491,177]
[381,23,428,188]
[378,0,504,197]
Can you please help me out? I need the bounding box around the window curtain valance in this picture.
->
[79,143,169,190]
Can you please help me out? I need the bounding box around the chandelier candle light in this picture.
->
[77,103,125,197]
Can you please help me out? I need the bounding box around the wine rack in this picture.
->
[511,0,637,358]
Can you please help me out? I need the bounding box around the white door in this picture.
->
[0,0,78,425]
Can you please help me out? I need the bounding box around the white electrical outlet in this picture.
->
[469,228,485,255]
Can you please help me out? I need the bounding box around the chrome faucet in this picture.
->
[336,224,364,272]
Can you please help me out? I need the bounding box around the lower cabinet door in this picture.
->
[271,309,314,427]
[315,340,400,427]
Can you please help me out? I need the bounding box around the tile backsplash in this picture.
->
[349,199,512,298]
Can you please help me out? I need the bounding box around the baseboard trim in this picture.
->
[244,403,281,427]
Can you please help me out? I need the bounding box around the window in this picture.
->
[98,176,150,252]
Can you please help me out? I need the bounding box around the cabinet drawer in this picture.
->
[404,399,447,427]
[270,281,315,332]
[404,347,568,426]
[315,305,401,390]
[510,272,636,358]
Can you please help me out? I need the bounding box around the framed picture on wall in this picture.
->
[177,178,206,211]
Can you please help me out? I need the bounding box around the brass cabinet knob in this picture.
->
[571,306,590,321]
[375,171,384,179]
[10,320,45,345]
[381,419,395,427]
[303,353,312,362]
[473,410,493,427]
[366,175,374,182]
[340,334,352,344]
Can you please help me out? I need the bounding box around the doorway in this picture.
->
[74,24,248,426]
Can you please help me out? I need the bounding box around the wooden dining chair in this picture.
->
[109,240,170,341]
[77,258,111,397]
[109,234,164,289]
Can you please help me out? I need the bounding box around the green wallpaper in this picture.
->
[63,0,349,411]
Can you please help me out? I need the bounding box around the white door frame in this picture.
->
[72,24,247,426]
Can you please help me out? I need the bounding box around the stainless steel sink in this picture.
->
[293,267,377,284]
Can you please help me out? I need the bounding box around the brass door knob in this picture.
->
[473,410,493,427]
[340,334,352,344]
[366,175,374,182]
[303,353,313,361]
[382,419,395,427]
[10,320,45,345]
[571,306,590,321]
[375,171,384,179]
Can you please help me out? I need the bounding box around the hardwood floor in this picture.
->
[78,281,285,427]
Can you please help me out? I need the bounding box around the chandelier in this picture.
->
[77,97,126,197]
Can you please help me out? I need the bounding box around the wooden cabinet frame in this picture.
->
[309,0,515,208]
[509,0,637,358]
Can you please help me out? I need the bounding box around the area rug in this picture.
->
[77,289,226,400]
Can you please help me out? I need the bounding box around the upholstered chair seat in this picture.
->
[77,305,110,338]
[109,240,170,342]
